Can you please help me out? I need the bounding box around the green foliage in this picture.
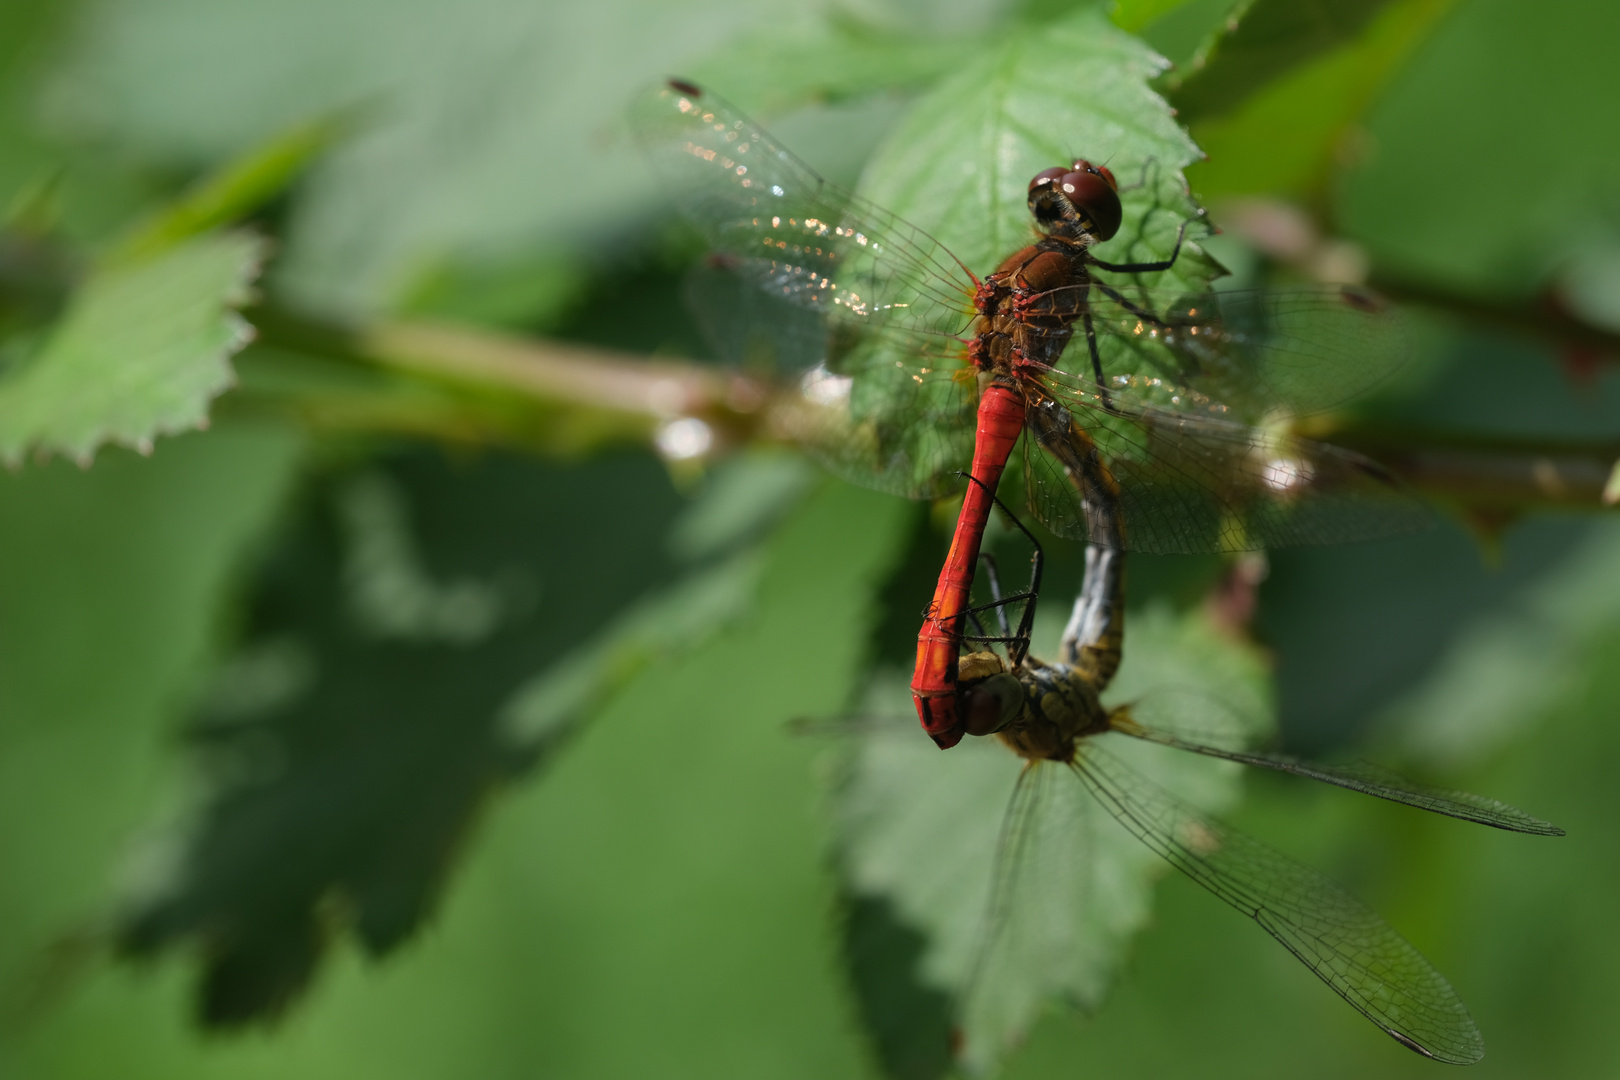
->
[861,7,1209,286]
[1182,0,1454,202]
[1165,0,1401,122]
[113,448,805,1027]
[108,120,339,264]
[1340,0,1620,295]
[0,232,263,466]
[0,422,302,998]
[687,15,977,116]
[0,0,1615,1077]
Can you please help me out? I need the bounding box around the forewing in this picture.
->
[1021,392,1429,553]
[630,80,978,347]
[1069,283,1413,420]
[635,81,983,498]
[1074,742,1485,1065]
[687,260,978,499]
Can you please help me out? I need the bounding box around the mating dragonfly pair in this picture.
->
[633,79,1559,1064]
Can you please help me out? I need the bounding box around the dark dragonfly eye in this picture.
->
[1027,166,1068,197]
[1059,161,1122,241]
[1025,161,1122,239]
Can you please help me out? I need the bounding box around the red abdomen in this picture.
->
[911,383,1026,748]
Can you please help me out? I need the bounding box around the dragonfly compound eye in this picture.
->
[1072,160,1118,191]
[961,672,1023,737]
[1028,166,1068,196]
[1026,164,1122,240]
[1027,167,1074,226]
[1059,166,1122,241]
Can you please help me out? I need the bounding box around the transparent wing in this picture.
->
[1109,703,1564,835]
[956,760,1105,1072]
[630,80,979,351]
[637,80,983,498]
[956,761,1050,1066]
[1020,393,1430,553]
[1039,282,1413,420]
[686,260,979,499]
[1074,742,1485,1064]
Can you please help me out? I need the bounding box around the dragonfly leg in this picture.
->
[1080,309,1119,413]
[1091,278,1173,325]
[976,552,1015,641]
[956,472,1045,669]
[1089,218,1188,274]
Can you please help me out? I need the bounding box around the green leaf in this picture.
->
[46,0,848,315]
[859,6,1216,293]
[833,604,1271,1073]
[1183,0,1452,201]
[0,231,263,467]
[1110,0,1209,33]
[688,15,976,117]
[108,119,339,264]
[115,448,695,1026]
[0,421,302,1016]
[1338,0,1620,295]
[1165,0,1400,123]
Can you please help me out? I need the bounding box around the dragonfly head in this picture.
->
[1028,161,1122,242]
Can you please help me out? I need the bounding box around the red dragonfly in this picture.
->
[632,80,1424,746]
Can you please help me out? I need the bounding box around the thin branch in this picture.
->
[242,304,1619,515]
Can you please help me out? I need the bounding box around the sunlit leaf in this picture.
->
[46,0,827,315]
[689,15,975,117]
[859,5,1215,293]
[0,231,263,467]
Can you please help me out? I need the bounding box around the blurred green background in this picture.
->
[1,0,1618,1076]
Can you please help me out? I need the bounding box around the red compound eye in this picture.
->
[1027,166,1067,197]
[1059,165,1122,240]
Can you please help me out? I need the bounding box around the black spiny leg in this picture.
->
[1089,219,1188,274]
[955,473,1046,669]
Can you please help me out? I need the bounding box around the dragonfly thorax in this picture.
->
[967,244,1095,377]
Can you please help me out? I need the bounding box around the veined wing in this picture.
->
[637,81,986,500]
[1074,741,1485,1064]
[1038,282,1413,420]
[686,259,981,500]
[1019,388,1430,553]
[956,759,1110,1072]
[956,760,1052,1068]
[631,80,979,348]
[1109,707,1564,835]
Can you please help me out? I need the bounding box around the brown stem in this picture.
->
[243,304,1619,514]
